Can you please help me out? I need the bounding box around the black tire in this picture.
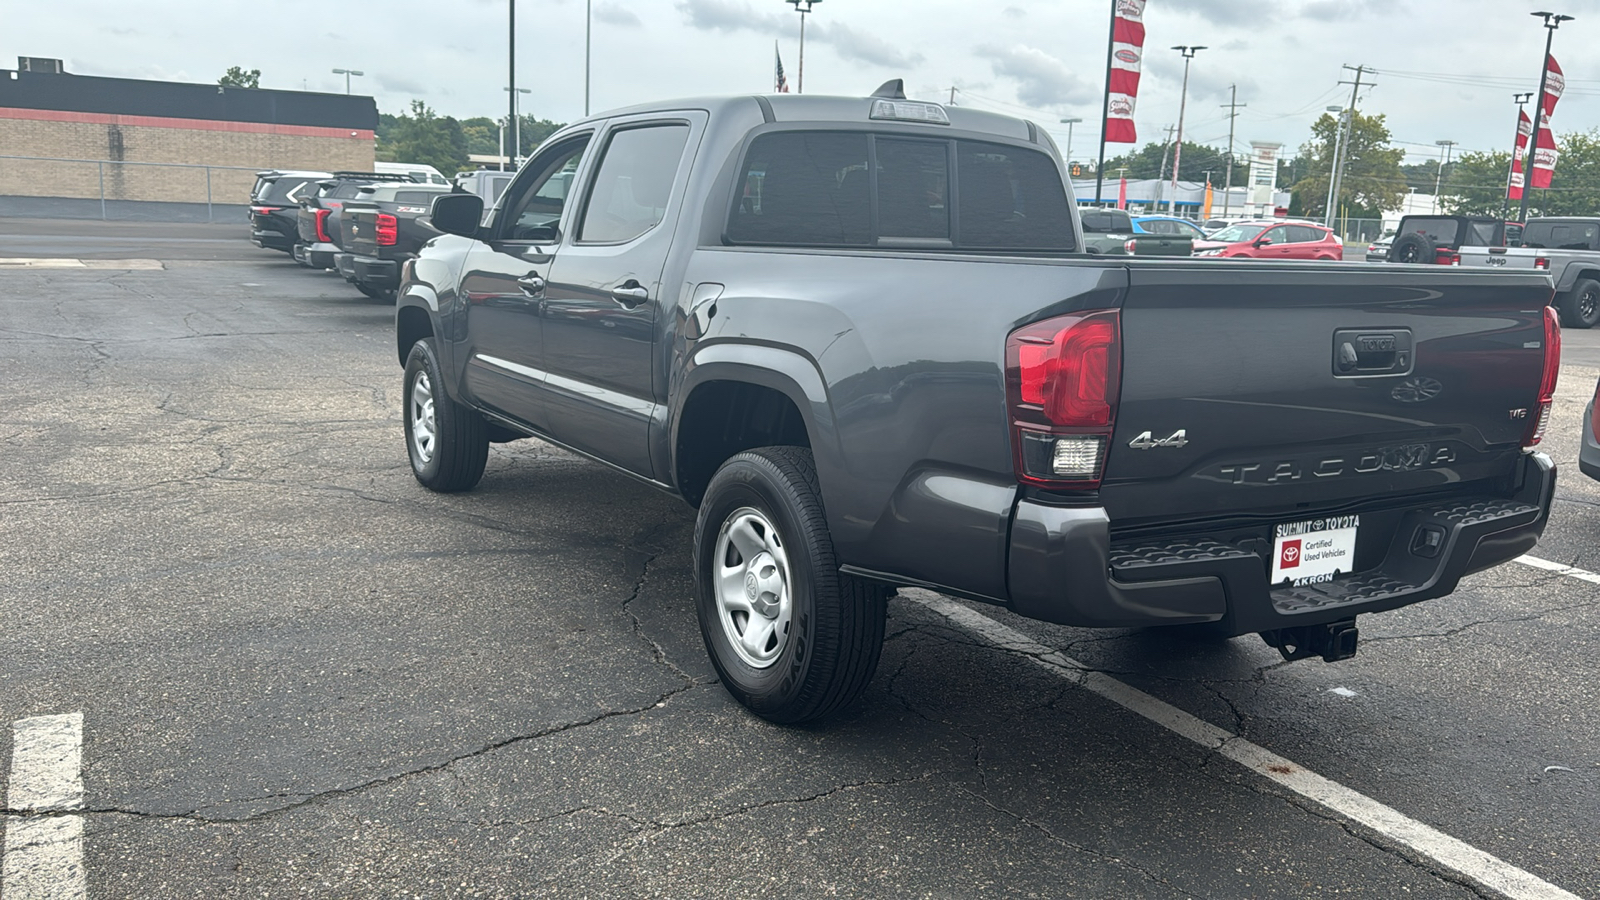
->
[1388,231,1434,264]
[402,338,488,492]
[357,282,397,302]
[694,446,887,725]
[1557,277,1600,329]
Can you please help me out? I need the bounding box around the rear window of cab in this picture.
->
[727,130,1075,253]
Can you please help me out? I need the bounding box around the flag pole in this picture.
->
[1519,16,1561,224]
[1093,0,1116,207]
[1502,93,1531,220]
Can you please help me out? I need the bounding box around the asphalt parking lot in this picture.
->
[2,221,1597,899]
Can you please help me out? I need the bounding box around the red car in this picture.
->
[1193,221,1345,260]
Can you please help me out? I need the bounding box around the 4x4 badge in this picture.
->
[1129,429,1188,450]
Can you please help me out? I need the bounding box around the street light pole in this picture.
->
[1322,105,1345,226]
[331,68,364,95]
[1169,45,1205,215]
[508,0,516,168]
[585,0,592,115]
[1433,139,1457,214]
[784,0,822,94]
[1503,92,1535,219]
[1519,10,1573,224]
[505,87,531,163]
[1059,117,1082,166]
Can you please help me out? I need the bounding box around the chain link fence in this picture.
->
[0,154,261,221]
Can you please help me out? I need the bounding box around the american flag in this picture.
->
[775,43,790,93]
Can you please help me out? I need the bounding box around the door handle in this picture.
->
[610,283,650,306]
[517,274,546,296]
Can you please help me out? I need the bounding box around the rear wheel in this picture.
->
[1387,232,1434,264]
[403,338,488,492]
[694,446,887,725]
[1557,278,1600,329]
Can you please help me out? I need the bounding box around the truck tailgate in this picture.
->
[1456,246,1543,270]
[1102,262,1554,528]
[343,204,381,257]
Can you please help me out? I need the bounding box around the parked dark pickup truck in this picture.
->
[294,172,414,270]
[395,85,1558,724]
[337,183,452,299]
[1080,208,1193,256]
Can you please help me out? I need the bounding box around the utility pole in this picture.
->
[1155,124,1177,213]
[949,86,957,105]
[1327,64,1369,229]
[1519,11,1574,224]
[1220,85,1244,218]
[1094,0,1116,207]
[1169,45,1206,215]
[1322,105,1346,226]
[508,0,516,167]
[585,0,592,115]
[1503,92,1535,219]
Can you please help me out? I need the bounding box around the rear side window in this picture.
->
[728,132,871,246]
[1401,217,1460,245]
[1521,221,1599,251]
[727,131,1073,251]
[331,182,367,200]
[1288,225,1324,243]
[258,178,316,205]
[1081,211,1130,234]
[578,124,692,243]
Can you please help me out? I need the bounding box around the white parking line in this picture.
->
[0,258,162,270]
[902,591,1583,900]
[1514,554,1600,585]
[3,713,86,900]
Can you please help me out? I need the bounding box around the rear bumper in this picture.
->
[1006,452,1556,635]
[346,255,400,288]
[251,228,293,251]
[1581,400,1600,481]
[303,241,338,269]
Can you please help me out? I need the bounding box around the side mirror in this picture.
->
[1254,238,1273,247]
[430,193,484,239]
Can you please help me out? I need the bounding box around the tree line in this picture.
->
[376,101,564,176]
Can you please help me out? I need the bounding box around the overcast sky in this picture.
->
[10,0,1600,167]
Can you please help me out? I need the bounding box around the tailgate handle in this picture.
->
[1333,329,1412,377]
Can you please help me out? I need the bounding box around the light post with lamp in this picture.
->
[1058,117,1082,167]
[1433,139,1457,214]
[1168,45,1205,214]
[505,86,531,163]
[783,0,822,94]
[1519,11,1574,223]
[331,68,363,95]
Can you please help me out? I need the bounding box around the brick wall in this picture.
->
[0,111,375,204]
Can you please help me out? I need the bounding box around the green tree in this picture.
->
[1290,111,1406,219]
[1445,130,1600,218]
[1102,140,1246,184]
[385,101,470,174]
[460,117,501,157]
[516,115,565,154]
[217,66,260,89]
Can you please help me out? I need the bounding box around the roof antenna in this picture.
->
[871,79,906,99]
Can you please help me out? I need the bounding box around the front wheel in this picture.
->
[694,447,887,725]
[1557,278,1600,329]
[403,338,488,492]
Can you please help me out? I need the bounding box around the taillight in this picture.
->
[1124,239,1138,254]
[250,205,280,215]
[1535,257,1550,270]
[376,213,398,246]
[1438,248,1460,265]
[314,208,332,243]
[1005,310,1122,489]
[1524,306,1561,448]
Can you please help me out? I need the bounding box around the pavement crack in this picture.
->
[619,517,698,685]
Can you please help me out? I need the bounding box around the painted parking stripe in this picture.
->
[3,713,86,900]
[1514,554,1600,585]
[903,591,1582,900]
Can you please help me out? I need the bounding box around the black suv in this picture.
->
[250,170,330,254]
[1386,215,1508,265]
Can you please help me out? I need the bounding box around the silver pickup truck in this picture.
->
[1458,217,1600,328]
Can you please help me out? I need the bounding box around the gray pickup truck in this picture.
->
[1458,217,1600,328]
[395,84,1558,724]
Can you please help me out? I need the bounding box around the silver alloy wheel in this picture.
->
[714,506,793,668]
[409,369,437,465]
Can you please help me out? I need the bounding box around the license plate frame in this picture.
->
[1270,515,1359,587]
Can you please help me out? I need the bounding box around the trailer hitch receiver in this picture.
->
[1260,618,1359,663]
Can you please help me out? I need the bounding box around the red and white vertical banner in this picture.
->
[1531,55,1563,189]
[1508,108,1532,200]
[1104,0,1146,143]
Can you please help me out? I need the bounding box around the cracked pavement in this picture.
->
[1,226,1596,898]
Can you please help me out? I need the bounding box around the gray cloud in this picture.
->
[593,2,642,27]
[675,0,785,33]
[1160,0,1278,27]
[975,44,1098,109]
[376,73,429,96]
[1003,6,1025,18]
[676,0,917,69]
[810,21,923,70]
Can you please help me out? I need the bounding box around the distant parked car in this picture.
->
[1582,377,1600,480]
[375,161,448,185]
[250,170,330,254]
[1193,221,1344,260]
[1366,230,1395,262]
[1132,215,1208,239]
[1386,215,1508,265]
[454,169,516,206]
